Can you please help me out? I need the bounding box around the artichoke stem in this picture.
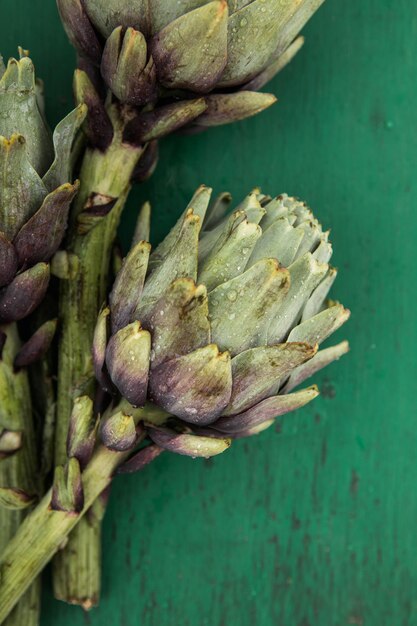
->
[0,410,159,623]
[0,444,126,623]
[53,129,144,606]
[0,323,41,626]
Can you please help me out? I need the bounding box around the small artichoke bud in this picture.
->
[14,319,57,369]
[50,250,80,280]
[67,396,97,468]
[0,487,36,510]
[0,56,53,175]
[100,410,137,452]
[105,321,151,407]
[101,27,157,106]
[0,429,22,458]
[147,427,231,458]
[51,457,84,514]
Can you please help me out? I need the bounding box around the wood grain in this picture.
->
[1,0,416,624]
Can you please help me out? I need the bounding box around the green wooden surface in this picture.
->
[1,1,416,624]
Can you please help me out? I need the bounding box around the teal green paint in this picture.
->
[1,1,416,624]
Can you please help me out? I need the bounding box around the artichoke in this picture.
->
[53,0,326,603]
[94,186,349,456]
[0,50,84,626]
[0,52,85,324]
[0,188,349,621]
[57,0,324,135]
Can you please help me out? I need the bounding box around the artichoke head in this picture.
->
[0,52,86,323]
[57,0,325,139]
[94,186,349,458]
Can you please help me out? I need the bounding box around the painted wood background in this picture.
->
[1,1,416,624]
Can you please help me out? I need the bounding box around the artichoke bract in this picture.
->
[0,53,85,324]
[57,0,324,137]
[94,186,349,456]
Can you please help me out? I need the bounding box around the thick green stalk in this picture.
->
[0,396,163,623]
[0,443,128,623]
[0,324,41,626]
[53,113,144,607]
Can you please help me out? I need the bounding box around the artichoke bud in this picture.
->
[67,396,97,468]
[50,250,80,280]
[0,53,85,323]
[0,429,22,458]
[51,457,84,514]
[100,410,137,452]
[97,187,349,454]
[0,487,36,510]
[101,26,157,106]
[0,55,53,175]
[14,319,57,369]
[59,0,326,132]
